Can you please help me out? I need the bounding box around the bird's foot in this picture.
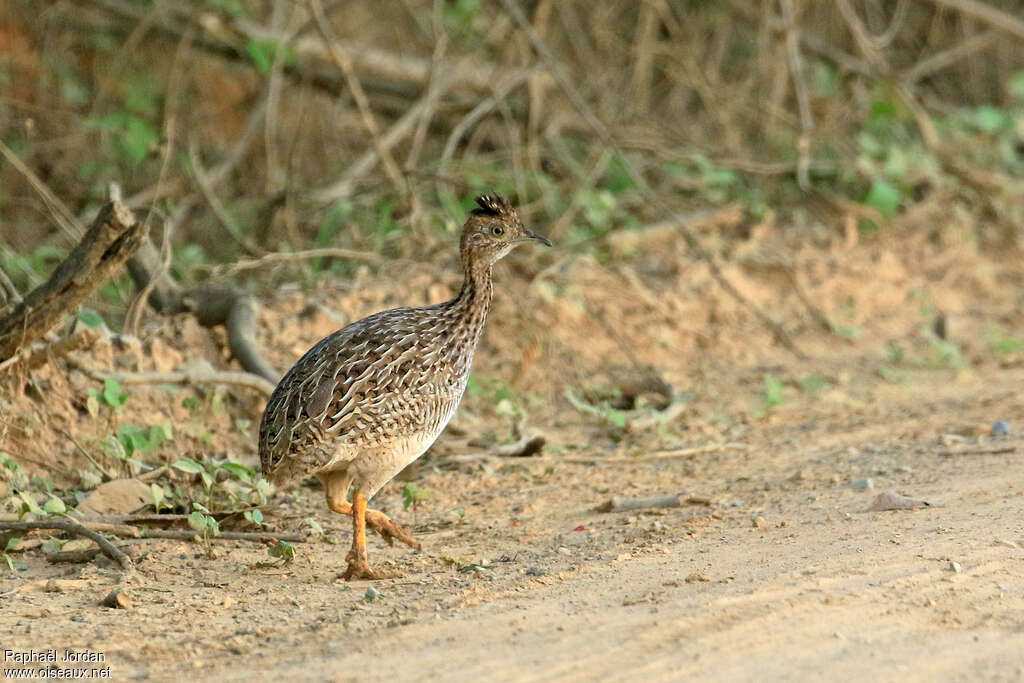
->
[365,509,422,551]
[341,557,398,581]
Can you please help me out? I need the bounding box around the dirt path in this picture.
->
[4,364,1024,681]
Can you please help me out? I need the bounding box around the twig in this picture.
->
[900,30,998,84]
[926,0,1024,42]
[189,141,264,257]
[938,446,1016,457]
[310,0,406,197]
[497,0,806,360]
[57,427,116,482]
[836,0,939,148]
[780,0,814,190]
[76,521,304,543]
[71,365,276,397]
[196,247,381,276]
[595,494,711,513]
[0,264,22,307]
[0,520,133,569]
[558,442,749,465]
[312,87,445,203]
[0,140,84,244]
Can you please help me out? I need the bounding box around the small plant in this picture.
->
[187,502,220,546]
[3,537,21,572]
[985,327,1024,355]
[798,376,827,394]
[86,377,128,415]
[243,508,264,527]
[762,374,785,408]
[402,483,431,512]
[565,388,627,440]
[267,540,295,563]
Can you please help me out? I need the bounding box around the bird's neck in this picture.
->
[449,256,493,341]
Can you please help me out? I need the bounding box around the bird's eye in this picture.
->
[492,226,504,236]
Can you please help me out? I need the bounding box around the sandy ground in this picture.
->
[4,357,1024,682]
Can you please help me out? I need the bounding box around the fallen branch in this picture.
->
[938,445,1016,457]
[0,201,145,361]
[71,365,276,397]
[559,442,748,465]
[0,519,133,569]
[595,494,712,513]
[77,521,304,543]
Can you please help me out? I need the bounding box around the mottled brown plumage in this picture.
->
[259,194,551,579]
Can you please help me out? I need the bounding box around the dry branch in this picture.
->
[71,364,276,397]
[0,201,145,361]
[0,519,133,569]
[595,494,712,513]
[78,521,304,543]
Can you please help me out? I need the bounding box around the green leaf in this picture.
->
[1009,70,1024,102]
[18,492,44,516]
[43,497,66,515]
[762,374,785,407]
[971,105,1009,134]
[402,483,431,511]
[244,509,264,526]
[118,116,158,164]
[77,309,105,328]
[102,377,128,407]
[5,537,21,552]
[150,483,165,513]
[172,458,205,474]
[864,179,901,216]
[218,462,256,481]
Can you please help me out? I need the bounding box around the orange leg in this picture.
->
[342,490,396,581]
[321,473,421,550]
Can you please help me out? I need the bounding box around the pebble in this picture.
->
[364,587,382,601]
[851,478,875,491]
[730,500,743,508]
[752,516,769,530]
[525,567,545,576]
[101,590,133,609]
[949,561,963,574]
[991,421,1011,437]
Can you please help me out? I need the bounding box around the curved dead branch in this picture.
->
[125,238,280,384]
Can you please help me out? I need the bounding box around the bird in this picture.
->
[258,194,552,580]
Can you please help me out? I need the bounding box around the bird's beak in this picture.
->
[522,228,553,247]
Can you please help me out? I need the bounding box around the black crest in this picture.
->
[471,193,511,217]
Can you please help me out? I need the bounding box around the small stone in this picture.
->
[684,572,709,583]
[525,567,545,576]
[730,499,743,508]
[364,587,382,601]
[44,580,63,593]
[949,561,963,574]
[991,421,1011,437]
[101,589,133,609]
[752,516,769,529]
[851,478,875,491]
[557,546,571,555]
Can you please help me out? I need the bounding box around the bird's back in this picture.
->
[258,301,478,484]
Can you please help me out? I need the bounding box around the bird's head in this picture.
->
[460,193,552,267]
